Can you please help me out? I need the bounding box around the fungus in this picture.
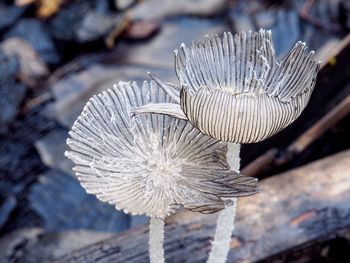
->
[132,30,320,262]
[65,80,259,262]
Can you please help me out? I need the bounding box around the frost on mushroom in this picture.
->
[65,80,258,219]
[134,29,320,143]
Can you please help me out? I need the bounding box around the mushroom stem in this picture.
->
[207,143,240,263]
[149,217,165,263]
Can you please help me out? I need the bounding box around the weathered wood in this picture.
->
[0,228,114,263]
[56,150,350,263]
[259,227,350,263]
[242,149,277,178]
[287,93,350,155]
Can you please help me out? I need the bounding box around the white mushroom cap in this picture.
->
[66,81,258,218]
[175,30,320,143]
[133,30,320,143]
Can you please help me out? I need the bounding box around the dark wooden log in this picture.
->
[56,150,350,263]
[0,228,114,263]
[259,227,350,263]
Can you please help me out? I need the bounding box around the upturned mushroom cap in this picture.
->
[65,81,258,218]
[133,30,320,143]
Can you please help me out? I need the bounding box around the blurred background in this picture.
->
[0,0,350,262]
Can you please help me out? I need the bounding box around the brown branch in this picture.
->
[286,94,350,156]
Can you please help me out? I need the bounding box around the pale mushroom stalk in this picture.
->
[207,143,240,263]
[149,217,165,263]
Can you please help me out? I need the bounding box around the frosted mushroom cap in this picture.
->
[133,30,320,143]
[175,30,320,143]
[65,80,258,218]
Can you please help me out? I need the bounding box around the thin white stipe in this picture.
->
[207,143,240,263]
[149,217,165,263]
